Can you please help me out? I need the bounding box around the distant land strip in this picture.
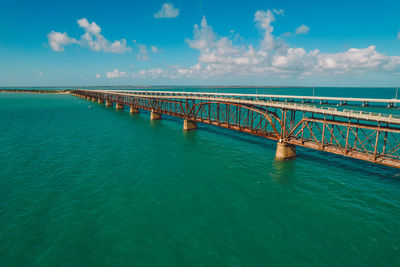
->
[0,89,70,94]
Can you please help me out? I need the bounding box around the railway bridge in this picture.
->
[71,89,400,169]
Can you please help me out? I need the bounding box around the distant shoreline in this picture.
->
[0,89,70,94]
[0,86,398,89]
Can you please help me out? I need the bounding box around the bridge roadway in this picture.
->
[105,89,400,107]
[93,90,400,125]
[72,89,400,169]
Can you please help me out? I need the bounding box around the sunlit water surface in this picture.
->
[0,89,400,266]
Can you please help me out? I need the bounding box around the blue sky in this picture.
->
[1,0,400,86]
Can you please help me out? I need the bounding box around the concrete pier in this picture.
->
[106,100,113,106]
[275,142,296,161]
[98,98,104,104]
[150,110,162,120]
[183,119,197,130]
[116,102,124,109]
[92,97,97,102]
[130,106,140,114]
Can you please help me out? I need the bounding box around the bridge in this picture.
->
[71,89,400,169]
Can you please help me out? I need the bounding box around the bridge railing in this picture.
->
[342,109,400,120]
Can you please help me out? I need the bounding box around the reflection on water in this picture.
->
[182,129,198,142]
[271,159,296,184]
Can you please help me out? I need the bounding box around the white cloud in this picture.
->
[187,16,216,50]
[137,44,149,61]
[96,73,101,78]
[77,18,101,34]
[272,9,284,16]
[174,10,400,79]
[106,69,127,78]
[154,3,179,18]
[106,9,400,82]
[47,31,77,52]
[254,9,283,50]
[295,24,310,35]
[135,44,161,61]
[151,46,161,53]
[132,68,165,78]
[48,18,131,53]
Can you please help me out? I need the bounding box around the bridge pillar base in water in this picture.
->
[92,97,97,102]
[106,100,113,106]
[151,111,162,120]
[275,142,296,161]
[98,99,104,104]
[116,103,124,109]
[130,107,140,114]
[183,119,197,130]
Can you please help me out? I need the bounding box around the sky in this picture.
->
[1,0,400,87]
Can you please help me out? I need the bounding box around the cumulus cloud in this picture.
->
[175,9,400,79]
[295,24,310,35]
[106,9,400,81]
[106,69,127,78]
[48,18,131,53]
[154,3,179,18]
[254,9,283,50]
[47,31,77,52]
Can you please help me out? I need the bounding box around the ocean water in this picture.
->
[1,89,400,266]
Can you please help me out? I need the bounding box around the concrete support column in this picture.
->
[116,102,124,109]
[130,106,140,114]
[92,97,97,102]
[150,110,162,120]
[98,98,104,104]
[105,100,113,106]
[275,142,296,161]
[183,119,197,130]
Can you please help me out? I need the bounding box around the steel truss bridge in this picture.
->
[72,89,400,169]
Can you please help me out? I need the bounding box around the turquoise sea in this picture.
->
[1,87,400,266]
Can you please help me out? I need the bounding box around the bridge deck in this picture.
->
[104,90,400,104]
[83,90,400,125]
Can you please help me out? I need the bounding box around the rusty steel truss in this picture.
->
[73,90,400,169]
